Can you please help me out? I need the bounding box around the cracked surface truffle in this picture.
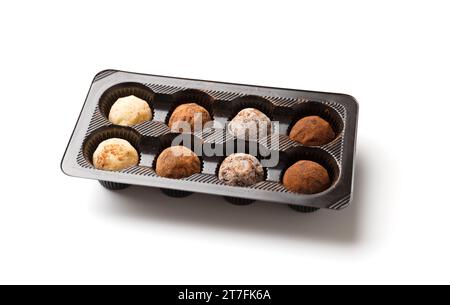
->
[228,108,271,140]
[155,146,201,179]
[168,103,212,132]
[289,116,335,146]
[218,153,264,187]
[282,160,331,194]
[93,138,139,171]
[108,95,152,126]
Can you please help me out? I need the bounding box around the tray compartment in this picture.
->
[82,125,142,167]
[98,82,155,124]
[165,89,215,129]
[287,101,344,145]
[151,133,205,197]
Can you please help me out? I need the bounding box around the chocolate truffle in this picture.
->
[109,95,152,126]
[228,108,271,140]
[289,116,335,146]
[155,146,201,179]
[282,160,330,194]
[218,153,264,187]
[168,103,212,132]
[93,138,139,171]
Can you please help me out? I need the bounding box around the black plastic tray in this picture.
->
[61,70,358,212]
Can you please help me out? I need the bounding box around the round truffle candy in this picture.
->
[282,160,331,194]
[289,116,335,146]
[218,153,265,187]
[228,108,271,140]
[155,146,201,179]
[108,95,152,126]
[93,138,139,171]
[168,103,212,132]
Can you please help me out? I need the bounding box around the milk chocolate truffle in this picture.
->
[168,103,212,132]
[283,160,330,194]
[155,146,201,179]
[93,138,139,171]
[109,95,152,126]
[228,108,271,140]
[218,153,264,187]
[289,116,335,146]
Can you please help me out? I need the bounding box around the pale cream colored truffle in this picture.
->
[109,95,152,126]
[228,108,271,140]
[93,138,139,171]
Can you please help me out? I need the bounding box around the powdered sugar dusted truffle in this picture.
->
[109,95,152,126]
[228,108,271,140]
[93,138,139,171]
[218,153,264,187]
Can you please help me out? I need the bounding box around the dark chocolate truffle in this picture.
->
[155,146,201,179]
[282,160,331,194]
[289,116,335,146]
[168,103,212,132]
[218,153,264,187]
[228,108,271,140]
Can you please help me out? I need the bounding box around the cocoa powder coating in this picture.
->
[289,116,335,146]
[155,146,201,179]
[282,160,331,194]
[168,103,211,132]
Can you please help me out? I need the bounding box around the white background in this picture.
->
[0,0,449,284]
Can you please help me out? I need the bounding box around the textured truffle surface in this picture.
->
[282,160,331,194]
[289,116,335,146]
[109,95,152,126]
[228,108,271,140]
[93,138,139,171]
[168,103,212,132]
[218,153,264,187]
[155,146,201,179]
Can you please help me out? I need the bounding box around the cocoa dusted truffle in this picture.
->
[218,153,264,187]
[282,160,331,194]
[289,116,335,146]
[93,138,139,171]
[155,146,201,179]
[168,103,212,132]
[228,108,271,140]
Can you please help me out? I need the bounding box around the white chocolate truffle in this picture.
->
[109,95,152,126]
[93,138,139,171]
[218,153,264,187]
[228,108,271,140]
